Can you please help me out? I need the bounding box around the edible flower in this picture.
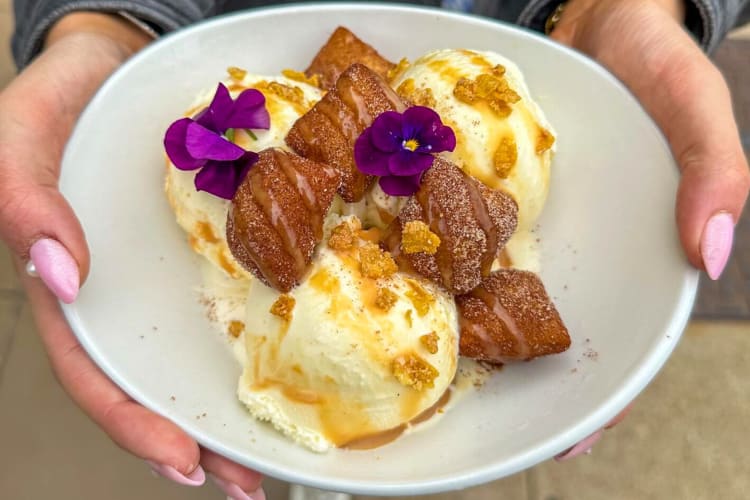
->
[354,106,456,196]
[164,83,270,199]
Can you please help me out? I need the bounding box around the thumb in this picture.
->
[0,169,90,303]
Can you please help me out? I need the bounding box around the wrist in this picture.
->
[45,12,152,59]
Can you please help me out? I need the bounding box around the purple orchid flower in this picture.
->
[354,106,456,197]
[164,83,270,199]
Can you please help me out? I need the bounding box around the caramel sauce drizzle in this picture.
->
[466,181,499,276]
[276,151,324,239]
[248,161,307,278]
[343,389,452,450]
[469,286,530,360]
[415,185,453,286]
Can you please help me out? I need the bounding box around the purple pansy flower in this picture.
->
[354,106,456,196]
[164,83,270,199]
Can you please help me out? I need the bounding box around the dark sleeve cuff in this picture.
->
[12,0,216,69]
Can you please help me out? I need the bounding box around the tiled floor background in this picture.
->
[1,4,749,500]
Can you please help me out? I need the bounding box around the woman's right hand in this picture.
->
[0,15,265,500]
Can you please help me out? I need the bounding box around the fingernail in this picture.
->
[211,475,266,500]
[28,238,80,303]
[146,461,206,487]
[554,430,603,461]
[700,212,734,281]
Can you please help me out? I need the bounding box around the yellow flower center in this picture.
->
[403,139,420,152]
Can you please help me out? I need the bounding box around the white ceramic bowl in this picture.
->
[59,3,698,495]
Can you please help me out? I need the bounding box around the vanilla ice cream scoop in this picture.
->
[165,72,323,280]
[391,49,556,230]
[238,216,459,452]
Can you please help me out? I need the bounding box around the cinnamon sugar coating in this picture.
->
[305,26,395,90]
[456,269,570,363]
[226,149,341,292]
[286,63,407,202]
[387,158,518,295]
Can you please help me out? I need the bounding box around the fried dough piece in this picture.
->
[386,158,518,295]
[286,63,407,202]
[227,148,341,292]
[305,26,395,89]
[456,269,570,363]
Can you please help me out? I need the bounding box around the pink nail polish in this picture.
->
[146,461,206,487]
[554,430,603,461]
[211,475,265,500]
[28,238,80,303]
[700,212,734,280]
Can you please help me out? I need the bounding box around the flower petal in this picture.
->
[226,89,271,130]
[388,150,434,176]
[194,152,259,200]
[354,128,393,176]
[196,83,234,132]
[402,106,442,141]
[420,124,456,153]
[164,118,204,170]
[185,121,246,161]
[369,111,403,153]
[379,173,423,197]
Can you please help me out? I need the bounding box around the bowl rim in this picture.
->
[61,2,699,494]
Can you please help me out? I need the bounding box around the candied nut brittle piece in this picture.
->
[328,219,360,251]
[286,63,407,202]
[456,269,570,363]
[420,332,439,354]
[270,294,296,322]
[401,220,440,255]
[375,286,398,311]
[454,65,521,117]
[227,149,342,292]
[359,242,398,279]
[305,26,395,89]
[386,158,518,295]
[392,352,439,391]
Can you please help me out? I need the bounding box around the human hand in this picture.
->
[0,15,265,499]
[548,0,749,460]
[552,0,750,279]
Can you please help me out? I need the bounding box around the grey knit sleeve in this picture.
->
[515,0,750,53]
[11,0,219,69]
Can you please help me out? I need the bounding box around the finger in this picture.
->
[201,448,265,500]
[554,3,750,278]
[605,404,633,429]
[667,63,750,277]
[18,263,204,484]
[554,430,603,461]
[0,175,89,302]
[0,101,91,301]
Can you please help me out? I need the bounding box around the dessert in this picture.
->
[457,270,570,363]
[286,63,407,202]
[390,49,556,230]
[227,148,341,292]
[384,157,519,295]
[305,26,395,89]
[237,215,458,452]
[163,26,569,453]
